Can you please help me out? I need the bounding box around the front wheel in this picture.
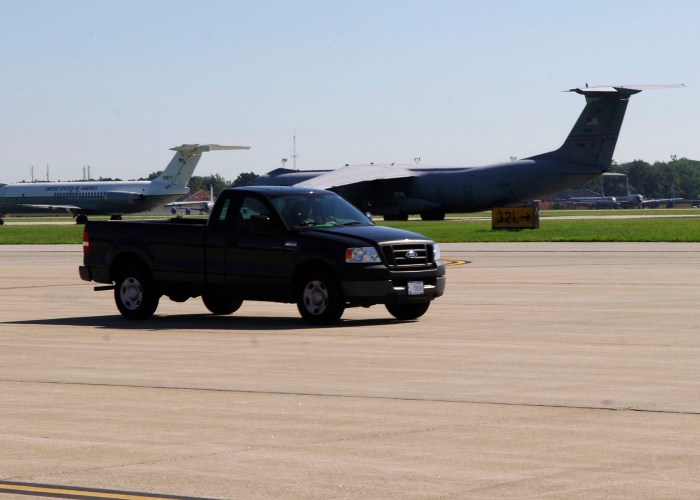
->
[202,294,243,315]
[296,270,345,325]
[114,266,159,320]
[385,302,430,320]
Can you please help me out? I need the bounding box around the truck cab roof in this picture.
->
[229,185,328,196]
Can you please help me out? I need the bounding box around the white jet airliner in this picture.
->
[0,144,249,224]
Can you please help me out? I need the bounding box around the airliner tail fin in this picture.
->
[155,144,250,187]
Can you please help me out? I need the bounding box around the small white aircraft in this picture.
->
[0,144,249,224]
[167,185,216,215]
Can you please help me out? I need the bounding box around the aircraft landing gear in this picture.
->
[420,210,446,221]
[383,214,409,221]
[75,214,88,224]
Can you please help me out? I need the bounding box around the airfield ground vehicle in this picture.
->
[79,186,445,324]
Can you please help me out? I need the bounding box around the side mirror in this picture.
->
[249,214,272,232]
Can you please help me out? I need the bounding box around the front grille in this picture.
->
[382,241,434,269]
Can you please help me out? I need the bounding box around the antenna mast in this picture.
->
[292,134,299,170]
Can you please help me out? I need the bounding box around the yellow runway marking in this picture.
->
[0,481,217,500]
[445,259,469,266]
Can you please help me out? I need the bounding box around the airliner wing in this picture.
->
[20,204,83,214]
[297,163,417,189]
[167,201,204,206]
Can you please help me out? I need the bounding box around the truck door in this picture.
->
[223,193,296,298]
[204,194,235,286]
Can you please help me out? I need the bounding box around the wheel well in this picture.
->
[291,260,337,293]
[109,252,151,282]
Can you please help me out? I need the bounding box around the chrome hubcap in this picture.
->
[120,277,143,310]
[303,280,328,315]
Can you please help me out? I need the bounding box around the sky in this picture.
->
[1,0,699,184]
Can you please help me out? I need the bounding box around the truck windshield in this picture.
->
[271,192,374,229]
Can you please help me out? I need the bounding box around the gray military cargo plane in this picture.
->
[256,85,683,220]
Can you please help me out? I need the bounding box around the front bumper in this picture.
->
[341,275,446,304]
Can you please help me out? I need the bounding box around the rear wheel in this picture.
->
[202,294,243,315]
[114,265,159,320]
[385,302,430,320]
[296,270,345,325]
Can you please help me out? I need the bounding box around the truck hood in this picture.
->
[303,224,432,246]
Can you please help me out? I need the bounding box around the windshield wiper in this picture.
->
[297,220,365,228]
[297,221,327,227]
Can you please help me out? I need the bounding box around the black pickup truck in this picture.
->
[79,186,445,324]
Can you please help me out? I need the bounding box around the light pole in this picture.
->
[670,154,677,202]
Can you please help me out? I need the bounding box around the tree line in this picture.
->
[164,172,259,197]
[582,158,700,200]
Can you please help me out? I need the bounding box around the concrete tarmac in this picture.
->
[1,243,699,498]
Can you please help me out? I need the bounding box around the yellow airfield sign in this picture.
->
[491,206,539,229]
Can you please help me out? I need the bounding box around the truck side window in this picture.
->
[236,196,281,232]
[239,196,271,221]
[212,197,232,226]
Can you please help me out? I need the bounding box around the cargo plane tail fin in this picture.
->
[528,84,685,169]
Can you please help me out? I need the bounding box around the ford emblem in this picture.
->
[405,250,418,259]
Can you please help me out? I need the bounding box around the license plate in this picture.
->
[407,281,424,295]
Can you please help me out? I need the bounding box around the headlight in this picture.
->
[345,246,381,263]
[433,243,441,261]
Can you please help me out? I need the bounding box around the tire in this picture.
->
[420,210,445,221]
[202,294,243,315]
[385,302,430,320]
[114,265,159,320]
[296,270,345,325]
